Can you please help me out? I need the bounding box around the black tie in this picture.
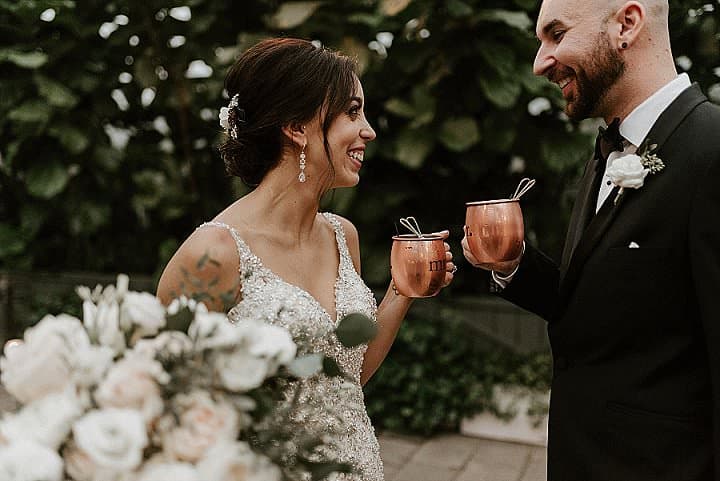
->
[594,117,624,169]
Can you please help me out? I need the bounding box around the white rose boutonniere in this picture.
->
[607,142,665,204]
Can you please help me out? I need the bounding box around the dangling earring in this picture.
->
[298,142,307,183]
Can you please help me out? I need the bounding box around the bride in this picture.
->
[157,38,455,480]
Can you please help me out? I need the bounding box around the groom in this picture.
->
[464,0,720,479]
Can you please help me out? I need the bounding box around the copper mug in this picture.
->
[391,234,447,298]
[465,199,524,268]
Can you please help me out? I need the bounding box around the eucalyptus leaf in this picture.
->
[322,356,344,377]
[288,353,324,378]
[438,117,480,152]
[25,159,70,199]
[335,313,377,348]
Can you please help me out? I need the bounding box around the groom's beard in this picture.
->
[564,36,625,121]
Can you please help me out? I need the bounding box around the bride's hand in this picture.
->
[429,230,455,288]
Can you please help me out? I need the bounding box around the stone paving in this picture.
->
[378,431,546,481]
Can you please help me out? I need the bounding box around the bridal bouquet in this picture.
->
[0,275,374,481]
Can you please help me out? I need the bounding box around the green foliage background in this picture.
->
[0,0,718,433]
[2,0,717,286]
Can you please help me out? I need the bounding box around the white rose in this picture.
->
[218,107,230,130]
[607,154,650,189]
[163,391,238,463]
[197,441,282,481]
[72,345,116,389]
[94,357,165,422]
[26,313,90,352]
[122,292,166,337]
[72,408,148,472]
[136,462,199,481]
[0,439,63,481]
[189,311,244,349]
[0,387,82,450]
[214,349,270,392]
[0,318,78,403]
[83,299,126,353]
[248,323,297,366]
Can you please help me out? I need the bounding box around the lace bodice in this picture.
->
[198,212,383,480]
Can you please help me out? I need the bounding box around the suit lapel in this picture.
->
[558,84,708,304]
[560,157,601,278]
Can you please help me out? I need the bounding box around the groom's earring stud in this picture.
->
[621,42,628,49]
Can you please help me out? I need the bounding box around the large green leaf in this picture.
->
[476,9,533,31]
[8,100,52,123]
[0,49,48,69]
[267,2,322,29]
[477,72,522,109]
[25,159,70,199]
[394,127,434,169]
[36,75,79,108]
[438,117,480,152]
[384,98,416,118]
[49,124,90,154]
[447,0,473,17]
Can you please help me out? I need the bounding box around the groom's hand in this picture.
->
[461,230,522,275]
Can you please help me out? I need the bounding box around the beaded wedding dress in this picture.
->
[199,213,383,481]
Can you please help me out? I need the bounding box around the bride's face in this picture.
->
[308,78,376,189]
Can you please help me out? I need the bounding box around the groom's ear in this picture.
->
[281,123,306,148]
[614,1,646,50]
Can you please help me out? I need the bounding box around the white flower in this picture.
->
[248,323,297,366]
[163,391,239,463]
[133,330,193,359]
[72,345,116,389]
[197,441,282,481]
[94,357,166,423]
[607,154,650,189]
[214,349,270,392]
[0,317,79,403]
[72,408,148,472]
[219,107,230,130]
[0,439,64,481]
[189,311,244,349]
[83,299,126,353]
[121,292,166,337]
[0,387,82,450]
[136,462,199,481]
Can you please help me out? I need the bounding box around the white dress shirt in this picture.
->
[596,73,691,211]
[493,74,692,288]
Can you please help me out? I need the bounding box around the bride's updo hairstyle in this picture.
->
[219,38,358,186]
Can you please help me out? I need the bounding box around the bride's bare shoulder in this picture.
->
[156,225,241,310]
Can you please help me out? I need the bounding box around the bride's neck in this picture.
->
[239,175,324,240]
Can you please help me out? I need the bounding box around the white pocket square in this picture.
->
[628,241,640,249]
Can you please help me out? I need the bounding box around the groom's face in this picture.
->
[534,0,625,121]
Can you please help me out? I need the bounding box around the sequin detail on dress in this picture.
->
[198,213,382,481]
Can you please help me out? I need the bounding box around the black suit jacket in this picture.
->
[500,84,720,481]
